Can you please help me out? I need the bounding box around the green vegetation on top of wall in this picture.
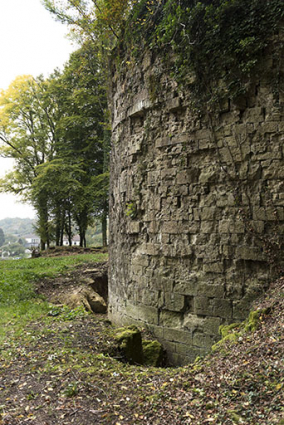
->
[122,0,284,109]
[42,0,283,110]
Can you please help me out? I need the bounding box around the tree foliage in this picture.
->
[0,75,58,194]
[1,242,26,257]
[51,43,109,246]
[0,218,35,237]
[0,75,60,249]
[42,0,133,42]
[0,43,109,248]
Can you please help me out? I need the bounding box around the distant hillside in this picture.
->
[0,217,36,237]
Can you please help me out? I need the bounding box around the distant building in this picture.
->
[24,234,41,248]
[24,234,81,248]
[62,235,80,246]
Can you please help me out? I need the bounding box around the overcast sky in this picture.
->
[0,0,76,220]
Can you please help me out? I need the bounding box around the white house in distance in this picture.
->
[24,234,41,249]
[24,234,81,248]
[62,235,80,246]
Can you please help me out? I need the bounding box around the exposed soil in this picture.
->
[0,261,283,424]
[36,260,108,309]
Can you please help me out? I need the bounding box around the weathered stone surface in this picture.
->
[114,325,144,365]
[87,291,108,314]
[163,328,192,345]
[142,340,164,367]
[164,292,185,312]
[109,39,284,365]
[159,310,183,328]
[66,288,107,314]
[83,262,108,302]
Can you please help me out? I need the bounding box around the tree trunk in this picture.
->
[38,197,49,251]
[64,208,72,246]
[77,210,88,247]
[55,205,61,246]
[79,229,85,247]
[68,211,72,246]
[102,214,107,247]
[55,228,60,246]
[46,219,50,249]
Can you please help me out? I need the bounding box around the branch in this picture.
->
[0,135,36,176]
[91,0,119,39]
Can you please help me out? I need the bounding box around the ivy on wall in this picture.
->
[122,0,284,109]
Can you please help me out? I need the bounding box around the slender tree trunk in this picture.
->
[60,212,65,246]
[102,214,107,247]
[60,231,64,246]
[46,219,50,249]
[38,196,49,251]
[64,209,72,246]
[56,227,60,246]
[77,210,88,247]
[55,205,61,246]
[68,211,72,246]
[79,229,84,247]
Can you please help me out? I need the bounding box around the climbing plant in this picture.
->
[43,0,284,106]
[122,0,284,109]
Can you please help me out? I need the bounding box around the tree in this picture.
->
[0,75,60,249]
[42,0,132,42]
[0,228,5,247]
[42,2,116,247]
[51,43,110,246]
[1,242,25,258]
[32,159,86,246]
[0,45,110,248]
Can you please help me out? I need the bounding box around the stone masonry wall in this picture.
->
[109,40,284,365]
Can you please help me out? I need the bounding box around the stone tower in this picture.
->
[109,38,284,365]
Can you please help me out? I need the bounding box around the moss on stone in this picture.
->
[219,323,241,338]
[115,324,139,340]
[212,307,272,353]
[114,325,144,365]
[142,340,163,367]
[212,333,240,352]
[244,308,269,332]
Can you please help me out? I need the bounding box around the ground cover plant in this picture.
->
[0,253,283,424]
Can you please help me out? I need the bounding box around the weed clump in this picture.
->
[212,307,271,353]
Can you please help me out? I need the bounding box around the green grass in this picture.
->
[0,253,108,344]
